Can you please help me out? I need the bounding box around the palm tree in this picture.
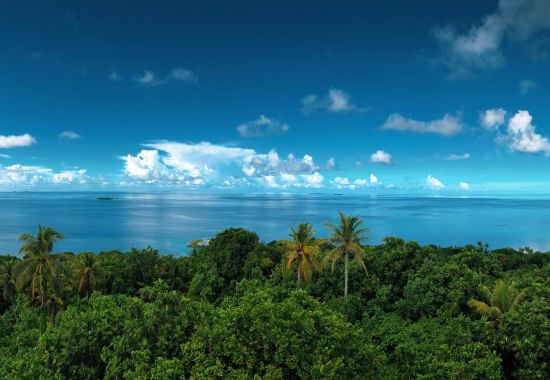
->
[283,223,321,287]
[467,279,526,328]
[0,257,18,305]
[324,212,369,317]
[14,225,65,308]
[72,253,102,298]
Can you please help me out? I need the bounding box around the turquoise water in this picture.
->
[1,192,549,255]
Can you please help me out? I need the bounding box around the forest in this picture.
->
[0,213,548,379]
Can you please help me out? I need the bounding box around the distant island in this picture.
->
[96,196,116,200]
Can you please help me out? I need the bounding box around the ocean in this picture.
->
[1,192,549,256]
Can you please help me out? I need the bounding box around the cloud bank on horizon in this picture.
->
[2,0,550,194]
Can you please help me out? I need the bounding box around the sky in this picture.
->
[1,0,550,194]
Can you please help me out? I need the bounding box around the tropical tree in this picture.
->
[0,257,18,305]
[14,225,65,308]
[72,253,102,298]
[283,223,321,287]
[467,279,526,328]
[324,212,369,317]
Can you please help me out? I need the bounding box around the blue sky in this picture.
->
[1,0,550,194]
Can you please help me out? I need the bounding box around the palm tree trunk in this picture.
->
[344,250,349,318]
[297,257,302,287]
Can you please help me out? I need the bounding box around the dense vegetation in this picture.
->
[0,215,548,379]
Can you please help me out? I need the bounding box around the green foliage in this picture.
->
[0,222,548,379]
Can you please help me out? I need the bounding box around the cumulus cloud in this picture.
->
[242,150,320,178]
[433,0,550,77]
[236,115,289,137]
[459,181,471,190]
[505,110,550,154]
[426,175,444,189]
[331,174,379,190]
[0,164,88,186]
[483,109,550,155]
[122,141,332,189]
[481,108,507,129]
[0,134,36,149]
[382,113,464,136]
[370,150,393,165]
[519,79,536,94]
[302,89,367,114]
[59,131,81,140]
[52,169,87,184]
[447,153,470,160]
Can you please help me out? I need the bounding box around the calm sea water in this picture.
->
[1,192,549,256]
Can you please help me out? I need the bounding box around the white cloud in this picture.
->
[370,150,393,165]
[59,131,81,140]
[483,109,550,155]
[426,175,444,189]
[122,141,331,188]
[52,169,87,184]
[433,0,550,77]
[326,157,336,169]
[481,108,506,129]
[134,67,197,87]
[369,173,379,186]
[236,115,289,137]
[0,164,89,186]
[302,89,366,114]
[382,113,464,136]
[459,181,471,190]
[331,174,379,190]
[506,110,550,154]
[0,134,36,149]
[447,153,470,160]
[242,150,320,178]
[519,79,536,94]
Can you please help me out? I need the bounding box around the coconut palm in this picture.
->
[0,257,18,305]
[14,225,65,308]
[72,253,102,298]
[324,212,369,317]
[283,223,321,287]
[467,279,526,328]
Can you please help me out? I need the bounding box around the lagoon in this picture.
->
[1,192,549,255]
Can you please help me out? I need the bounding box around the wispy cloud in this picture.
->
[446,153,470,160]
[382,113,464,136]
[236,115,289,137]
[433,0,550,78]
[133,67,197,87]
[59,131,81,140]
[519,79,536,95]
[302,89,367,114]
[0,134,36,148]
[109,71,121,81]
